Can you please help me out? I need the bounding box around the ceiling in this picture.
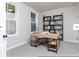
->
[24,2,79,12]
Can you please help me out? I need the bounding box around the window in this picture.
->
[31,12,36,32]
[6,3,17,36]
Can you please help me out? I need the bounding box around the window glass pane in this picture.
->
[6,20,16,34]
[31,23,36,32]
[31,13,36,22]
[31,12,36,32]
[6,3,15,13]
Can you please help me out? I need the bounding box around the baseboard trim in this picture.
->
[7,42,27,51]
[64,40,79,44]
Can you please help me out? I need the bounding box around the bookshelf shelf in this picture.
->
[43,14,63,41]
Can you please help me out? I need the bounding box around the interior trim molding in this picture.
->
[7,42,26,51]
[64,40,79,44]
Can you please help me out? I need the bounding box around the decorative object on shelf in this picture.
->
[44,22,49,25]
[45,26,50,29]
[54,26,62,29]
[50,22,54,25]
[45,18,47,21]
[55,21,62,25]
[53,15,62,20]
[73,24,79,40]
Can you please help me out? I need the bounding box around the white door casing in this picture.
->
[0,2,6,57]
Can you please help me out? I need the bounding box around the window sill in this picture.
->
[31,31,37,33]
[8,34,18,37]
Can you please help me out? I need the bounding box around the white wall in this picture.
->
[38,12,43,31]
[38,6,79,43]
[78,3,79,6]
[7,2,39,50]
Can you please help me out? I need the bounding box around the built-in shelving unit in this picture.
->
[43,14,63,41]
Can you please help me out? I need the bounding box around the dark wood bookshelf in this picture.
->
[50,25,63,26]
[43,14,63,41]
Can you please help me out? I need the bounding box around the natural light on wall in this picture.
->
[73,24,79,40]
[6,3,16,36]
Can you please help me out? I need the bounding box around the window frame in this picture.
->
[6,2,19,37]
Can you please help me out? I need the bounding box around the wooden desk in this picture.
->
[31,32,60,53]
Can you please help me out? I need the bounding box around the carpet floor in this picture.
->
[7,41,79,57]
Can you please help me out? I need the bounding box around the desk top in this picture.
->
[32,32,60,39]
